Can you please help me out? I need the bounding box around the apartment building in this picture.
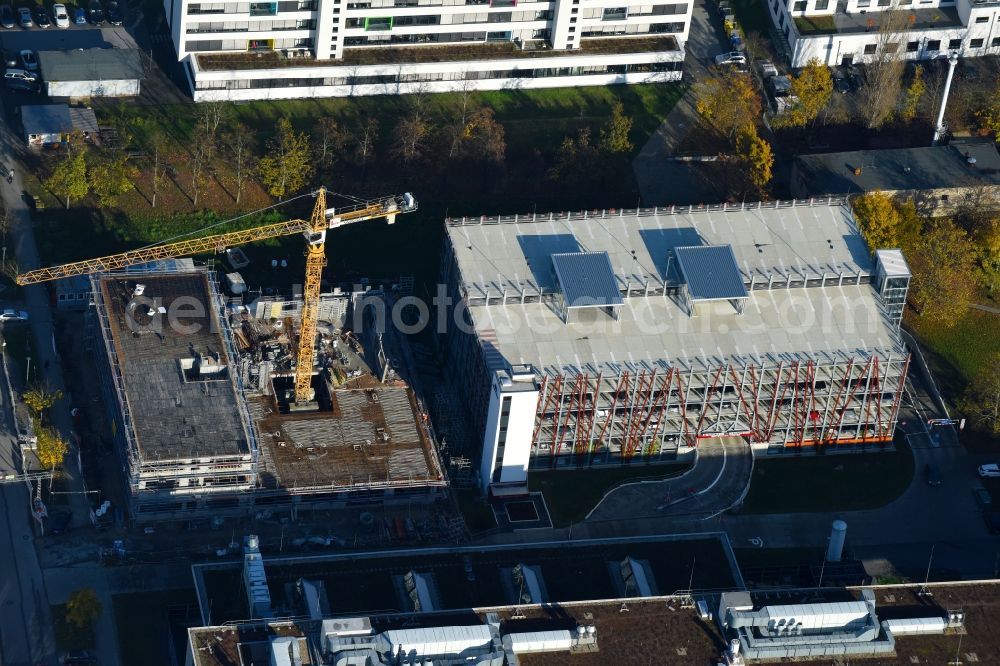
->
[164,0,690,99]
[767,0,1000,67]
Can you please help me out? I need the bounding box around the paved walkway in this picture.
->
[632,0,731,205]
[971,302,1000,315]
[0,96,120,664]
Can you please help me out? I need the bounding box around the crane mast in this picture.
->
[17,187,417,407]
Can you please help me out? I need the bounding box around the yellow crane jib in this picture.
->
[15,187,418,408]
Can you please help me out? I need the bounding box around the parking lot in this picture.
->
[1,23,134,52]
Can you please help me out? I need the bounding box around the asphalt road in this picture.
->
[0,62,120,665]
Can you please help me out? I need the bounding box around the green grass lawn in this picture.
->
[907,309,1000,395]
[529,462,690,527]
[52,604,96,652]
[742,441,914,514]
[794,15,837,34]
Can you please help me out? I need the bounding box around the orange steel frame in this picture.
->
[527,354,908,461]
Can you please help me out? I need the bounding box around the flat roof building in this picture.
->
[439,199,910,495]
[90,268,259,520]
[38,49,144,98]
[791,141,1000,214]
[167,0,690,101]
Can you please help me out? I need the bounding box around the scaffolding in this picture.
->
[525,349,908,465]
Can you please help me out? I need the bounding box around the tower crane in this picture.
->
[16,187,417,406]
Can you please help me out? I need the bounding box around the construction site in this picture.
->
[18,190,446,523]
[439,199,913,495]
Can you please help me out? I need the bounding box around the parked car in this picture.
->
[979,464,1000,478]
[833,74,850,93]
[19,49,36,71]
[924,463,942,486]
[87,0,103,23]
[3,76,37,92]
[52,3,70,27]
[105,0,122,24]
[33,4,51,26]
[3,68,36,82]
[758,60,778,78]
[0,4,14,27]
[0,309,28,321]
[16,5,31,27]
[73,5,86,22]
[718,0,734,21]
[715,51,746,66]
[973,487,993,508]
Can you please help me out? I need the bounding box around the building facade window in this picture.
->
[926,39,940,50]
[975,15,988,22]
[863,43,876,54]
[814,0,829,9]
[948,38,961,49]
[792,0,805,10]
[905,40,918,51]
[970,38,984,47]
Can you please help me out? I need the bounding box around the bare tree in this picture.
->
[150,137,166,209]
[391,111,430,164]
[225,121,255,205]
[857,6,912,130]
[189,126,212,206]
[315,117,345,168]
[354,117,379,165]
[447,74,478,159]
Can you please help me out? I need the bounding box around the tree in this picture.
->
[390,111,430,164]
[314,117,345,167]
[462,107,506,164]
[599,101,634,154]
[23,385,63,423]
[88,155,137,207]
[857,7,910,129]
[852,191,903,251]
[354,117,379,165]
[224,122,256,205]
[900,65,925,122]
[975,77,1000,137]
[149,134,168,210]
[258,118,313,198]
[66,588,102,630]
[194,102,231,162]
[907,220,977,326]
[963,354,1000,435]
[734,125,773,195]
[35,425,67,470]
[46,151,88,209]
[785,59,833,127]
[189,126,212,207]
[547,128,599,183]
[695,68,761,139]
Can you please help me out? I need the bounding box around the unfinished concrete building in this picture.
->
[439,199,911,496]
[91,268,258,521]
[91,267,445,522]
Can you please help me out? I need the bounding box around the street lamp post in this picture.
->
[932,52,960,145]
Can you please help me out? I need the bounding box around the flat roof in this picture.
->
[21,104,72,135]
[251,386,444,490]
[38,48,144,81]
[674,245,748,301]
[98,272,250,460]
[552,252,623,309]
[446,202,903,377]
[794,141,1000,196]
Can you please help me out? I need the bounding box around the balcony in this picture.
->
[196,35,679,69]
[795,6,962,35]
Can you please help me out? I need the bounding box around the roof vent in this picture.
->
[966,153,977,166]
